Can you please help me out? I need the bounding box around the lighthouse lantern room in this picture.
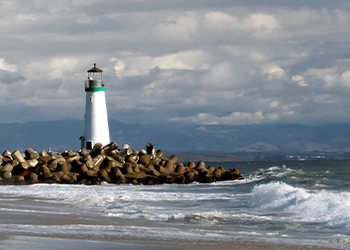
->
[80,63,110,150]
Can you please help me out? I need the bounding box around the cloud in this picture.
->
[250,52,268,62]
[0,70,24,84]
[242,13,280,30]
[111,50,213,77]
[306,67,337,78]
[322,70,350,89]
[170,110,298,125]
[201,61,236,89]
[262,64,285,80]
[154,12,199,42]
[205,12,280,32]
[292,75,308,87]
[171,112,265,125]
[205,11,239,31]
[0,58,18,72]
[0,1,350,126]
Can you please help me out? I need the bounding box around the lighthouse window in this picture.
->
[90,97,93,103]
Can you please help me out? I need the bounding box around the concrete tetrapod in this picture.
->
[0,141,243,185]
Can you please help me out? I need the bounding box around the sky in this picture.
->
[1,0,350,126]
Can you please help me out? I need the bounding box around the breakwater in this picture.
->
[0,142,242,185]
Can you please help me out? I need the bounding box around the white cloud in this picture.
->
[51,58,78,72]
[201,61,234,87]
[242,14,280,30]
[0,58,18,72]
[171,110,294,125]
[340,70,350,88]
[322,74,339,88]
[205,12,280,34]
[218,45,244,56]
[155,12,199,42]
[322,70,350,88]
[292,75,308,87]
[171,111,265,125]
[250,52,268,62]
[155,50,212,70]
[305,67,337,78]
[48,69,64,80]
[270,101,279,108]
[311,94,337,104]
[111,58,126,75]
[15,13,37,21]
[23,57,81,80]
[205,11,239,31]
[111,50,213,77]
[262,64,285,80]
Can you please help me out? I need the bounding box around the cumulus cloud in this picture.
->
[0,58,18,72]
[205,11,281,35]
[171,110,298,125]
[322,70,350,89]
[262,64,285,80]
[205,11,239,31]
[154,12,199,42]
[242,13,280,32]
[306,67,337,78]
[171,112,265,125]
[201,61,236,89]
[292,75,308,87]
[111,50,213,77]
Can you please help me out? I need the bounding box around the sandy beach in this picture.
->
[0,234,341,250]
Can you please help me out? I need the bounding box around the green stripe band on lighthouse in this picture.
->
[85,87,106,92]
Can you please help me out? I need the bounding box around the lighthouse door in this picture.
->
[86,141,93,150]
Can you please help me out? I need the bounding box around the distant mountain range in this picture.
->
[0,120,349,154]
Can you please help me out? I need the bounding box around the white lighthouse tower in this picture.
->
[80,63,110,150]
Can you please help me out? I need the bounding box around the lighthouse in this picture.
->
[80,63,110,150]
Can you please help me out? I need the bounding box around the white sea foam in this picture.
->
[103,205,274,224]
[0,183,230,203]
[0,177,347,248]
[0,184,245,224]
[247,181,309,209]
[0,207,71,215]
[0,222,253,242]
[243,166,303,183]
[248,181,350,228]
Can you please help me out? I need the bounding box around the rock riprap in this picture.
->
[0,142,243,185]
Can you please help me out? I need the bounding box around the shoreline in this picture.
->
[0,234,341,250]
[0,163,347,250]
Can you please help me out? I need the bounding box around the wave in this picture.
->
[243,166,303,182]
[103,208,274,224]
[247,181,350,228]
[0,184,221,202]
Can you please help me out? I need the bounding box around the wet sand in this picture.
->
[0,234,341,250]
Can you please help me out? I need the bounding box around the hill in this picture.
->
[0,120,349,155]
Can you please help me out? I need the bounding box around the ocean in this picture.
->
[0,160,350,249]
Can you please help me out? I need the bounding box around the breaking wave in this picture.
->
[247,181,350,228]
